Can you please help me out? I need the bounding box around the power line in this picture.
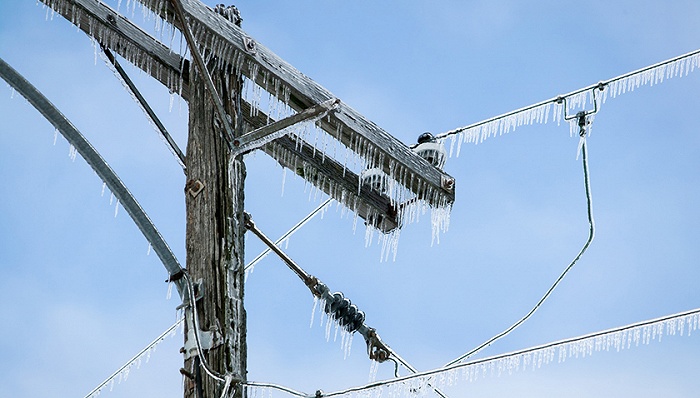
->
[437,48,700,155]
[299,306,700,398]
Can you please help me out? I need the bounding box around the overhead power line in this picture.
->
[245,198,333,274]
[438,48,700,156]
[241,306,700,398]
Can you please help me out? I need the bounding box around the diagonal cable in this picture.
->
[101,46,187,172]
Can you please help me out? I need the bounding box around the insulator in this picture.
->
[314,282,329,297]
[350,310,365,332]
[340,304,358,327]
[412,141,447,169]
[324,292,344,314]
[360,168,388,194]
[335,298,352,321]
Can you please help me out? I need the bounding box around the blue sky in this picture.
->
[1,1,699,397]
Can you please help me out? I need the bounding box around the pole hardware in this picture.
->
[185,179,206,198]
[243,211,449,398]
[232,98,340,156]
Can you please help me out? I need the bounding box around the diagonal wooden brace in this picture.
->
[231,98,340,156]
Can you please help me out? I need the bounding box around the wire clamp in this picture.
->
[365,328,390,362]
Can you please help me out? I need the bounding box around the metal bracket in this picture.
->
[185,179,205,198]
[232,98,340,156]
[183,322,223,360]
[559,86,602,121]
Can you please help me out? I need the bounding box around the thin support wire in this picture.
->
[245,198,332,272]
[83,318,183,398]
[445,122,595,367]
[100,46,187,172]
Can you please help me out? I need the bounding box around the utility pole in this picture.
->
[39,1,456,397]
[182,29,247,398]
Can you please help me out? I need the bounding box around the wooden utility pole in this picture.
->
[183,54,246,397]
[38,2,456,397]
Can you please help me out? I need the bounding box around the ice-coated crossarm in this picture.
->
[133,0,456,206]
[40,0,190,97]
[41,0,400,232]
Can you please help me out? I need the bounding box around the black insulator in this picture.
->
[340,304,358,327]
[417,132,436,144]
[350,310,365,332]
[335,298,352,321]
[325,292,344,314]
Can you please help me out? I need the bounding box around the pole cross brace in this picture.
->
[232,98,340,156]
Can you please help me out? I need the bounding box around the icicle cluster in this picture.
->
[243,309,700,398]
[443,90,600,158]
[600,52,700,103]
[45,0,453,256]
[309,295,357,360]
[442,50,700,158]
[41,0,187,98]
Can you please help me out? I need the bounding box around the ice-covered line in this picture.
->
[83,318,183,398]
[245,198,333,274]
[0,57,186,298]
[300,307,700,398]
[439,48,700,155]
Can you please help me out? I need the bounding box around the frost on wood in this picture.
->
[41,0,188,98]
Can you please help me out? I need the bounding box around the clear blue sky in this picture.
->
[1,1,699,397]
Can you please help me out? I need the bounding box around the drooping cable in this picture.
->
[0,57,187,298]
[444,116,595,367]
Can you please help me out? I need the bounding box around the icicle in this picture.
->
[114,199,120,217]
[68,144,78,161]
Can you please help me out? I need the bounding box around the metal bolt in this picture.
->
[441,176,455,192]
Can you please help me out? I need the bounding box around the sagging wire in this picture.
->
[444,108,597,368]
[244,213,449,398]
